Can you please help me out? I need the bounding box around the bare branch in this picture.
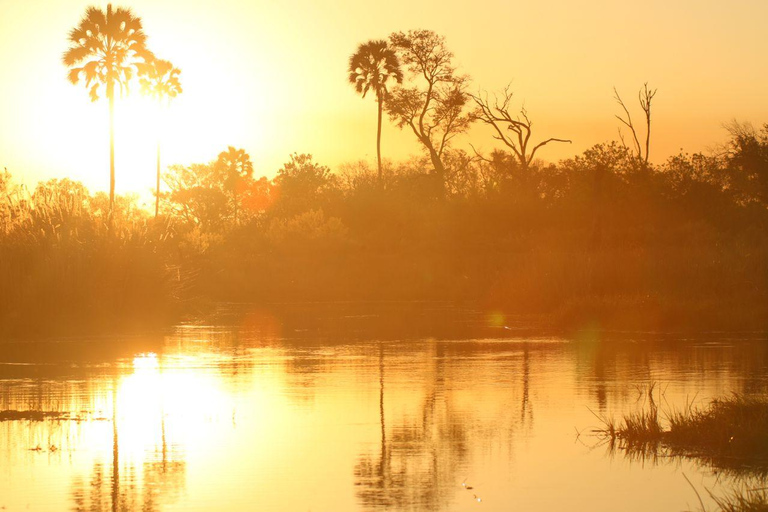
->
[614,83,657,165]
[613,87,642,158]
[468,143,492,163]
[639,82,657,164]
[472,85,570,170]
[528,138,572,165]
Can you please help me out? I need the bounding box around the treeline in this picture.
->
[2,123,767,338]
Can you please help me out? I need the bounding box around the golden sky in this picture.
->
[1,0,767,202]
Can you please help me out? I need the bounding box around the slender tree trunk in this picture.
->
[155,137,161,218]
[108,82,115,215]
[644,111,651,166]
[376,92,383,185]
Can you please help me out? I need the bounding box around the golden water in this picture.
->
[1,305,766,511]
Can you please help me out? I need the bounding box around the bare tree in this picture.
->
[386,30,473,197]
[614,82,657,165]
[471,85,571,170]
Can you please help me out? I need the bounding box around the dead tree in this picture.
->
[470,85,571,171]
[614,82,657,165]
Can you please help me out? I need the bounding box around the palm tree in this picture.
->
[139,59,182,217]
[216,147,253,223]
[348,40,403,184]
[63,4,153,214]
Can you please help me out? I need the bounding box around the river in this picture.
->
[1,303,766,511]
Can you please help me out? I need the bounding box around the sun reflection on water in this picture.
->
[0,324,766,512]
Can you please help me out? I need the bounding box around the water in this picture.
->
[1,304,767,511]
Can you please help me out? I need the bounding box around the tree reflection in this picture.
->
[354,342,468,511]
[71,452,185,512]
[70,379,186,512]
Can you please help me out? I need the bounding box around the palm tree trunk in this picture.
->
[377,92,383,185]
[108,81,116,216]
[156,137,161,218]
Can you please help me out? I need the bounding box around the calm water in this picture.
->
[1,304,767,512]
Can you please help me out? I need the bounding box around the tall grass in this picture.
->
[0,176,181,338]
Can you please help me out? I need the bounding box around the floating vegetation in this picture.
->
[0,409,107,422]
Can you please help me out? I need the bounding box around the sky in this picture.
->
[1,0,767,204]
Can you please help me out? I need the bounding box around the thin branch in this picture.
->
[613,86,642,158]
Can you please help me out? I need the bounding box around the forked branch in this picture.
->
[614,82,657,164]
[471,85,571,170]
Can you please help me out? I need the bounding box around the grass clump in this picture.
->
[595,386,768,474]
[668,395,768,465]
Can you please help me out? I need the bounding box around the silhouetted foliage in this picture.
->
[272,153,339,215]
[386,30,473,197]
[0,175,177,338]
[63,4,153,212]
[348,40,403,184]
[724,121,768,207]
[164,162,231,232]
[139,57,183,217]
[3,117,768,337]
[216,147,254,223]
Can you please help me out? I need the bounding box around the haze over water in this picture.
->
[1,305,766,511]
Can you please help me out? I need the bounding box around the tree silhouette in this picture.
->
[724,121,768,206]
[613,83,657,166]
[139,59,182,217]
[348,40,403,185]
[471,85,571,171]
[63,4,153,214]
[215,147,253,223]
[163,162,230,230]
[386,30,473,198]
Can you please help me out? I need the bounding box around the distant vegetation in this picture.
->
[2,120,767,338]
[1,19,767,339]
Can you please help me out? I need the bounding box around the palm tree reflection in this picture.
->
[71,367,186,512]
[354,341,468,511]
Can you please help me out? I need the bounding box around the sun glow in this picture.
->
[1,0,767,203]
[115,353,234,460]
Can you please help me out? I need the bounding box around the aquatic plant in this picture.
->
[594,387,768,476]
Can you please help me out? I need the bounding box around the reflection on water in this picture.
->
[0,304,766,511]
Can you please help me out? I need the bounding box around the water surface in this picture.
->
[1,304,767,511]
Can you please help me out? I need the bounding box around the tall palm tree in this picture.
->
[216,147,253,223]
[139,59,182,217]
[63,4,153,214]
[348,40,403,184]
